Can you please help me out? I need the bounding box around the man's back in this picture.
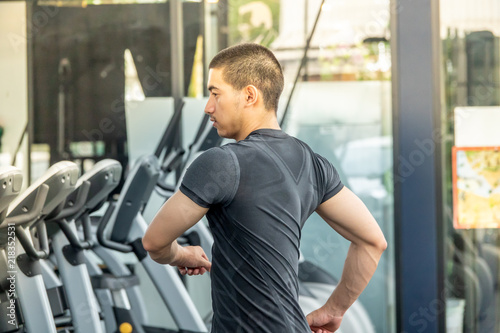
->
[144,43,386,333]
[180,128,343,332]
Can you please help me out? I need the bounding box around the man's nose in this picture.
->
[205,96,215,114]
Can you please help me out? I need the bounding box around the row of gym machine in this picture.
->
[0,107,376,333]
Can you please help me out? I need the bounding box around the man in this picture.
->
[143,43,387,333]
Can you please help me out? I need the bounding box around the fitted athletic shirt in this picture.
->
[180,128,343,333]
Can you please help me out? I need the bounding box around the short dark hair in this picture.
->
[209,43,284,111]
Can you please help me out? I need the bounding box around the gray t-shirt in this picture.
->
[180,128,343,333]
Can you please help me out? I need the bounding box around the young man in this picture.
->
[143,43,387,333]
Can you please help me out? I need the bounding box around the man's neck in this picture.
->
[235,114,281,141]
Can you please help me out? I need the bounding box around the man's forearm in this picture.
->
[324,242,385,316]
[147,240,181,265]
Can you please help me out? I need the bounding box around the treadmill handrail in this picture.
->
[0,166,23,222]
[160,148,185,172]
[48,181,95,250]
[154,100,184,158]
[50,180,91,220]
[7,161,79,217]
[96,202,133,253]
[157,148,183,193]
[4,184,49,226]
[12,185,51,259]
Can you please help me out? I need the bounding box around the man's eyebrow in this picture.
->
[208,85,219,92]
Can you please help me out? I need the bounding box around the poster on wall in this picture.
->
[229,0,280,47]
[453,146,500,229]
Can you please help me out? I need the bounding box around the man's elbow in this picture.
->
[142,238,164,263]
[142,234,174,264]
[378,237,388,253]
[373,235,388,254]
[142,233,160,254]
[359,232,387,256]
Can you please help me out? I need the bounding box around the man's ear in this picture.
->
[244,85,259,107]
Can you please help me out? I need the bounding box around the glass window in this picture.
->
[24,0,204,175]
[441,0,500,331]
[0,2,29,184]
[217,0,395,332]
[0,0,396,331]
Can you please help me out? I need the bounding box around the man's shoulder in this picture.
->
[195,145,238,164]
[181,145,240,207]
[189,146,238,172]
[198,146,231,159]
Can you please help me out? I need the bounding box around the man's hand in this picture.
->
[171,245,212,276]
[306,306,343,333]
[311,187,386,328]
[143,191,209,265]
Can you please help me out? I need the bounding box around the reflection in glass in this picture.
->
[441,0,500,331]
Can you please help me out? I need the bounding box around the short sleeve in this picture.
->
[180,147,240,208]
[315,153,344,203]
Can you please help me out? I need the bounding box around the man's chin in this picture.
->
[216,129,234,140]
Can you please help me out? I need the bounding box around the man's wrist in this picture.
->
[324,298,347,318]
[168,243,184,266]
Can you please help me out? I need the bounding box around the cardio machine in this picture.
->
[87,106,209,333]
[1,162,79,333]
[0,167,23,333]
[41,159,123,333]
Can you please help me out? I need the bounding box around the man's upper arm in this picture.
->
[143,147,238,252]
[143,191,208,252]
[179,147,239,208]
[315,187,386,248]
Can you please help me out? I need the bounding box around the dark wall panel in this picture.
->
[32,3,200,162]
